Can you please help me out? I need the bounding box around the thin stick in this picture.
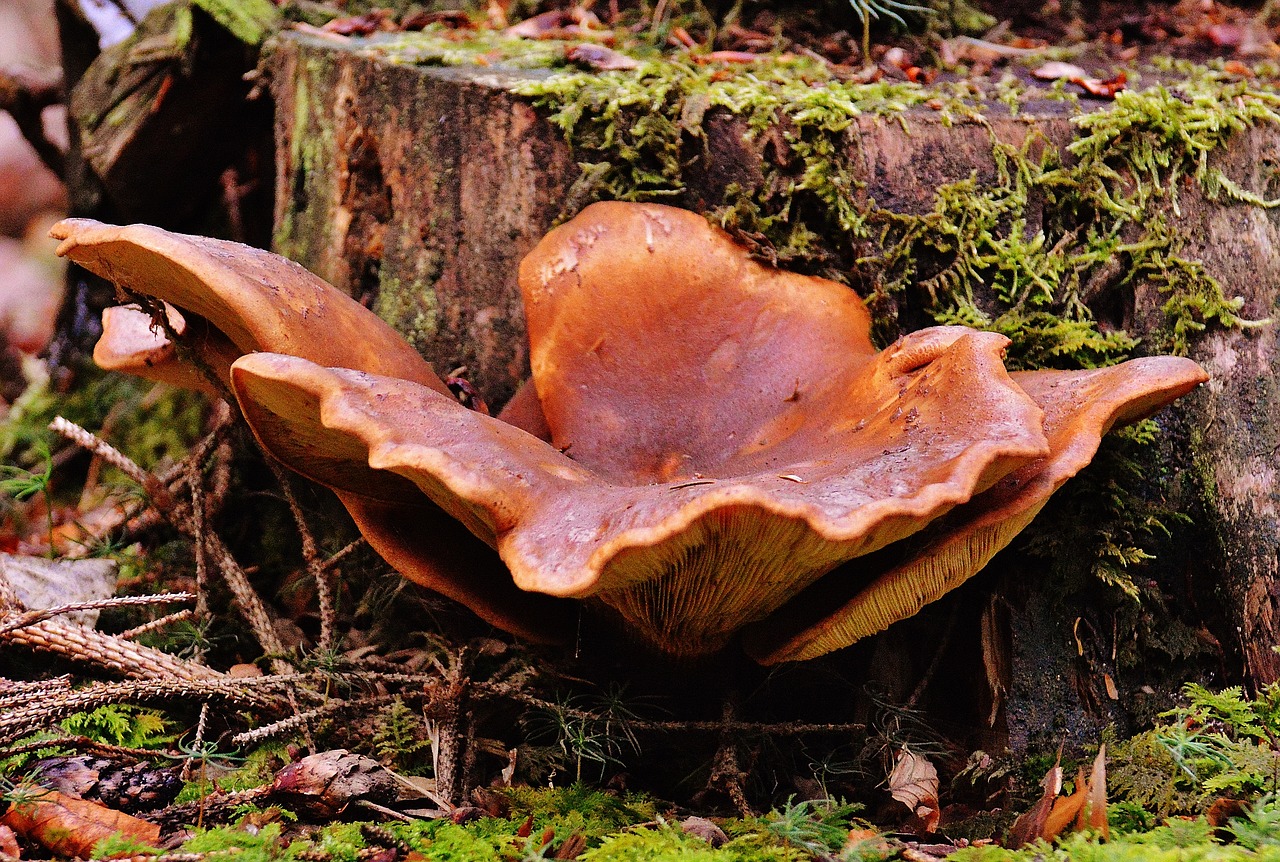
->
[0,734,182,761]
[117,608,195,641]
[270,464,335,652]
[0,592,194,636]
[322,537,366,572]
[50,416,287,669]
[49,417,148,485]
[188,458,210,624]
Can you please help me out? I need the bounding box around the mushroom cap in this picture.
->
[50,218,450,397]
[94,303,239,396]
[520,201,881,484]
[229,204,1055,656]
[742,355,1209,663]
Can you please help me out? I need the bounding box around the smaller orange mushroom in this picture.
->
[94,303,239,396]
[50,218,450,396]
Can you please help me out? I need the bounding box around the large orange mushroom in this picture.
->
[54,202,1208,660]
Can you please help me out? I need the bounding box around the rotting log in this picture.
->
[270,32,1280,753]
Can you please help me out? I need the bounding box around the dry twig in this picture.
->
[117,608,195,641]
[0,592,194,636]
[0,674,292,742]
[49,416,289,669]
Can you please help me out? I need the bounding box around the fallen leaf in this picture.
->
[0,824,19,860]
[565,43,639,71]
[681,816,728,847]
[505,9,609,42]
[1043,771,1088,841]
[1005,763,1061,849]
[1207,797,1249,828]
[1081,745,1108,839]
[888,747,940,833]
[400,10,474,31]
[553,832,586,859]
[322,11,393,35]
[0,553,118,627]
[0,787,160,858]
[1208,22,1243,48]
[1032,61,1088,80]
[844,828,895,857]
[1073,72,1127,99]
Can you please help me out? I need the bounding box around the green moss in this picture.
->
[582,825,808,861]
[183,822,296,862]
[192,0,281,46]
[1106,683,1280,818]
[374,269,440,353]
[275,54,340,268]
[502,49,1270,365]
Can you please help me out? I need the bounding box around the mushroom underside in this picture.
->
[229,329,1056,658]
[743,357,1209,664]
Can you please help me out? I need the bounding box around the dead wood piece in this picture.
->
[0,675,293,743]
[0,65,64,176]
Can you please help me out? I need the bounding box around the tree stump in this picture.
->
[269,31,1280,753]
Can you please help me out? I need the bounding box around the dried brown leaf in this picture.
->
[1082,745,1108,839]
[1073,72,1127,98]
[1005,764,1061,849]
[565,43,639,71]
[0,787,160,858]
[0,824,19,860]
[889,747,940,832]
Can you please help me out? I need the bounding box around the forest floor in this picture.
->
[6,0,1280,860]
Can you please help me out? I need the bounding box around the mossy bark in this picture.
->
[272,39,576,408]
[270,33,1280,753]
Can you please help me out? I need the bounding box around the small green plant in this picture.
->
[1223,795,1280,850]
[848,0,930,65]
[91,833,162,859]
[0,440,54,554]
[371,697,433,774]
[522,686,649,783]
[60,705,175,748]
[1110,682,1280,816]
[753,797,863,856]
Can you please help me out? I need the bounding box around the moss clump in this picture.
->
[506,49,1272,367]
[952,817,1277,861]
[1109,683,1280,818]
[165,787,877,862]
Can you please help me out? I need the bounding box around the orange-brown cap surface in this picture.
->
[94,303,239,396]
